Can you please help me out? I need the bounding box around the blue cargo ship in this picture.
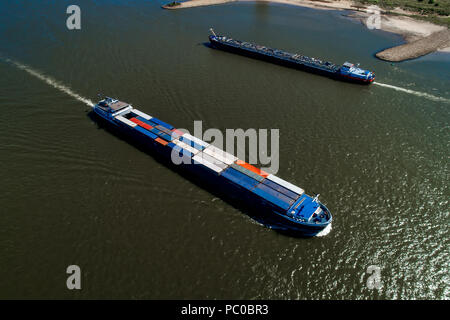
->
[92,97,332,236]
[208,29,375,84]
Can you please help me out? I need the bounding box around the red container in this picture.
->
[155,137,168,146]
[235,159,269,178]
[171,128,185,136]
[130,117,153,130]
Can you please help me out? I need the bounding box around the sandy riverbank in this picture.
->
[375,29,450,61]
[162,0,450,61]
[163,0,355,11]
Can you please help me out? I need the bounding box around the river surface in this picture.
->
[0,0,449,299]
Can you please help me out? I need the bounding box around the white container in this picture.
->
[173,139,200,155]
[183,133,209,148]
[266,174,305,195]
[115,115,137,127]
[195,152,228,170]
[203,145,237,165]
[131,109,152,120]
[192,154,223,173]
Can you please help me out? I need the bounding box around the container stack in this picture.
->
[114,108,306,213]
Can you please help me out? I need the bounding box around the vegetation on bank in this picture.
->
[165,1,181,7]
[355,0,449,15]
[353,0,450,26]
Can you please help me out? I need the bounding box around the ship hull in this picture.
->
[209,37,373,85]
[91,109,330,237]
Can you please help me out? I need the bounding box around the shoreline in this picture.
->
[162,0,450,61]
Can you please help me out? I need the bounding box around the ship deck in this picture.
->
[98,100,130,112]
[214,36,339,72]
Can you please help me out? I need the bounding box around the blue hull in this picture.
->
[91,109,330,237]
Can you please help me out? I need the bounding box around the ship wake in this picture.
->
[373,82,449,104]
[1,57,94,107]
[316,223,332,237]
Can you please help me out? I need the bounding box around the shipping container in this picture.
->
[148,117,174,130]
[115,115,137,127]
[155,125,172,135]
[230,163,264,182]
[203,145,237,165]
[172,128,185,137]
[261,178,300,201]
[266,174,305,195]
[179,136,206,151]
[172,139,200,155]
[221,167,260,191]
[159,133,175,142]
[155,137,169,146]
[192,154,223,174]
[134,126,158,139]
[171,145,194,158]
[251,185,292,211]
[182,133,209,148]
[136,116,159,129]
[150,128,162,136]
[252,183,295,210]
[130,117,153,130]
[131,109,152,120]
[195,152,228,170]
[235,160,269,178]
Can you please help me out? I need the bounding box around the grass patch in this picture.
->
[351,0,450,27]
[354,0,450,16]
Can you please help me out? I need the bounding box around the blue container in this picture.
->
[159,133,175,142]
[179,136,205,151]
[261,178,300,200]
[230,163,264,182]
[172,145,194,158]
[149,117,174,130]
[150,128,161,135]
[251,183,294,210]
[134,126,158,140]
[221,167,260,191]
[155,125,173,135]
[136,116,155,126]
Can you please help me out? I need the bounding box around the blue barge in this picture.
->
[208,29,375,84]
[92,97,332,236]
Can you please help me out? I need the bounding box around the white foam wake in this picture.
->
[373,82,449,104]
[316,223,332,237]
[3,58,94,107]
